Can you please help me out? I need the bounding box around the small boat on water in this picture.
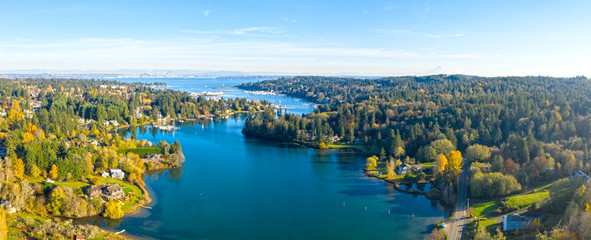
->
[153,123,180,131]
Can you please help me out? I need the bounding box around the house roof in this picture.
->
[86,184,125,199]
[505,213,536,222]
[572,170,590,182]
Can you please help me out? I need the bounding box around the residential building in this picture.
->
[85,184,125,200]
[110,169,125,180]
[503,213,538,231]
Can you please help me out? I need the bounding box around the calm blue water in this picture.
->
[115,77,314,115]
[88,78,448,239]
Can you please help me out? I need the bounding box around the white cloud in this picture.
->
[369,29,464,39]
[232,27,278,35]
[180,27,282,36]
[203,10,210,17]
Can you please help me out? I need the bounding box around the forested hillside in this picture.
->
[240,75,591,238]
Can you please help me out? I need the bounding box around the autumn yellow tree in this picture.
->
[565,154,577,175]
[7,100,23,128]
[49,164,58,179]
[14,158,24,179]
[0,206,6,240]
[387,158,396,180]
[103,200,124,219]
[366,156,378,170]
[22,123,45,145]
[435,154,448,174]
[531,218,542,231]
[447,150,463,177]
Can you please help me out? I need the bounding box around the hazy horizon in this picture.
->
[1,1,590,77]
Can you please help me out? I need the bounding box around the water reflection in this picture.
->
[167,166,183,182]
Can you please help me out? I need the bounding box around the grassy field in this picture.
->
[478,219,498,234]
[533,182,554,192]
[506,191,549,208]
[421,161,435,168]
[329,144,369,152]
[473,201,500,218]
[27,177,90,189]
[124,147,162,157]
[472,183,552,218]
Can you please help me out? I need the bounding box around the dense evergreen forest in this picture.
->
[240,75,591,239]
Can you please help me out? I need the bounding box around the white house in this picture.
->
[110,169,125,180]
[396,163,410,175]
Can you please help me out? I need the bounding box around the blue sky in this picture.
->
[1,0,590,76]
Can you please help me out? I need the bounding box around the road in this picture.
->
[445,163,469,240]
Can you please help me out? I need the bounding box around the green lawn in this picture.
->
[478,219,498,234]
[26,177,90,189]
[473,201,500,218]
[533,182,554,192]
[53,181,90,189]
[506,191,549,208]
[473,188,550,218]
[329,144,369,152]
[123,147,162,157]
[421,161,435,168]
[366,169,407,180]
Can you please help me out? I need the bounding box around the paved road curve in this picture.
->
[445,163,469,240]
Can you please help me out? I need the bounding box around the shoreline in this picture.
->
[109,110,263,132]
[243,130,436,198]
[363,170,433,196]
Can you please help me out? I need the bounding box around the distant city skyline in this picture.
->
[1,0,590,77]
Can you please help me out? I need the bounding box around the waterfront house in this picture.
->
[396,163,410,175]
[411,165,423,173]
[86,184,125,200]
[145,154,163,164]
[502,213,538,231]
